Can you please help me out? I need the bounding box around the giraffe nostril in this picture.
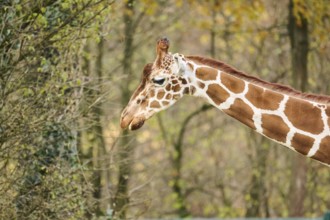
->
[121,109,126,117]
[121,108,130,119]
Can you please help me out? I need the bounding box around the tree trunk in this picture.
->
[288,0,309,216]
[113,0,136,218]
[79,37,107,217]
[210,0,219,58]
[171,105,211,218]
[92,34,107,216]
[245,132,270,217]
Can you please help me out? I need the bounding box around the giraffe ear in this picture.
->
[155,37,170,68]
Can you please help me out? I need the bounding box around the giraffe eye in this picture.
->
[152,77,166,86]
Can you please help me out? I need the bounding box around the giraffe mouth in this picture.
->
[120,115,145,130]
[129,118,145,130]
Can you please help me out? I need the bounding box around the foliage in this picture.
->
[0,0,112,218]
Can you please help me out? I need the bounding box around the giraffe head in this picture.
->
[120,37,192,130]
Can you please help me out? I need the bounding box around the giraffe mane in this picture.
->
[186,56,330,105]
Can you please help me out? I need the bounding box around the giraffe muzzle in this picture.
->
[120,114,146,130]
[129,117,145,130]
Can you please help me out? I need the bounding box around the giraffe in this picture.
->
[120,37,330,166]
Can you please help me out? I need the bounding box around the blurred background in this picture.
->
[0,0,329,219]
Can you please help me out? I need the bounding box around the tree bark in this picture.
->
[245,133,270,217]
[171,105,211,218]
[92,33,107,216]
[113,0,136,218]
[210,0,219,58]
[79,36,107,217]
[288,0,309,216]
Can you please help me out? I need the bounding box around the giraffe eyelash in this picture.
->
[152,76,166,86]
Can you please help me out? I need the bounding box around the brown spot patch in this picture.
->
[195,67,218,81]
[180,78,188,85]
[141,99,148,108]
[223,98,255,129]
[172,80,178,84]
[206,84,230,105]
[221,73,245,93]
[165,93,172,99]
[157,91,165,99]
[284,98,323,134]
[183,87,190,94]
[198,81,205,89]
[245,84,283,110]
[165,84,171,91]
[291,133,315,155]
[172,84,181,92]
[149,90,155,97]
[312,136,330,164]
[261,114,290,143]
[162,101,170,106]
[150,101,161,108]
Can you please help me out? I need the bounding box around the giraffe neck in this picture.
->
[185,56,330,166]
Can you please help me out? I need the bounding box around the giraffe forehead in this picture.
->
[159,55,174,68]
[151,66,172,77]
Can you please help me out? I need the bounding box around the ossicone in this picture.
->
[155,36,170,67]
